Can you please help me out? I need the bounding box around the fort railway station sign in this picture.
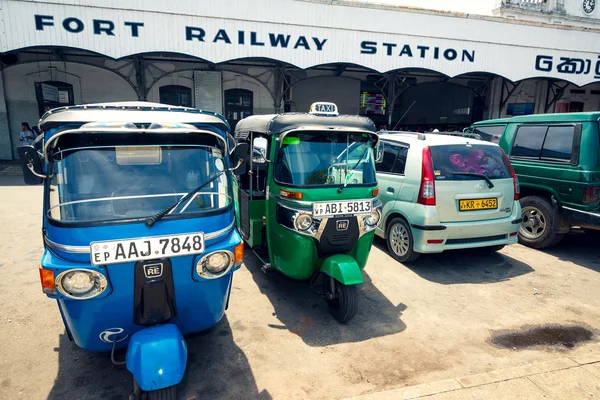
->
[2,0,600,87]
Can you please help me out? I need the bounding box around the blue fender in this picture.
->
[319,254,364,285]
[126,324,187,392]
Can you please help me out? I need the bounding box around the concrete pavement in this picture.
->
[348,348,600,399]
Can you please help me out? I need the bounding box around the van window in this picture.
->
[511,126,546,158]
[376,141,408,175]
[541,126,574,161]
[511,125,576,162]
[472,125,505,143]
[429,144,511,181]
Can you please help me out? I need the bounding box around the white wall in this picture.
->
[1,62,137,159]
[291,77,360,114]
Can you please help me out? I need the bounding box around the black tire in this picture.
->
[326,281,358,323]
[147,386,176,400]
[519,196,565,249]
[386,217,421,263]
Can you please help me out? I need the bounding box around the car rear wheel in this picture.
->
[386,217,420,263]
[519,196,564,249]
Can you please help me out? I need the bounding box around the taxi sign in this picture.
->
[309,102,339,116]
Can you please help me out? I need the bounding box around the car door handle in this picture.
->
[386,187,395,194]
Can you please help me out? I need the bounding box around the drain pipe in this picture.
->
[1,68,15,160]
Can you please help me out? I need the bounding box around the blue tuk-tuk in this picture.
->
[17,102,248,399]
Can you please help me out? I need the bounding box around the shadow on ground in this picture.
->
[0,175,30,187]
[244,249,407,347]
[47,317,268,400]
[373,238,535,285]
[540,230,600,273]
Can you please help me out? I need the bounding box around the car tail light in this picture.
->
[501,149,519,201]
[583,186,600,204]
[417,146,436,206]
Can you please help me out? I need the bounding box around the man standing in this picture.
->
[19,122,36,145]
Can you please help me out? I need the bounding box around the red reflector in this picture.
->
[510,231,518,237]
[583,186,600,204]
[427,239,444,244]
[372,187,380,197]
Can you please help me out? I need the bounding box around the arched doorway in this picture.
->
[159,85,192,107]
[224,89,253,129]
[35,81,74,117]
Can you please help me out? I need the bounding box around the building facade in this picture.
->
[1,0,599,159]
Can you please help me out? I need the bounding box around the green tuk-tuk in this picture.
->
[233,102,381,322]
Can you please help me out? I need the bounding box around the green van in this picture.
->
[468,112,600,249]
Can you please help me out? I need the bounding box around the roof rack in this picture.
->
[380,131,426,140]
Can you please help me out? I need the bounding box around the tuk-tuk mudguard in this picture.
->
[319,254,364,285]
[126,324,187,392]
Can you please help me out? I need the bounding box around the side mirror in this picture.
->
[226,132,236,155]
[17,146,45,185]
[375,141,384,164]
[230,143,249,175]
[252,137,268,165]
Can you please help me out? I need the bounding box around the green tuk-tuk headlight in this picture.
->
[365,209,381,226]
[294,213,313,231]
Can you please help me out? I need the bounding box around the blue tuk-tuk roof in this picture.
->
[39,102,230,138]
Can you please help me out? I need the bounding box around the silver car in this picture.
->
[375,132,521,263]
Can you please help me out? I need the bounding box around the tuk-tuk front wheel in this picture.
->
[326,280,358,323]
[147,386,176,400]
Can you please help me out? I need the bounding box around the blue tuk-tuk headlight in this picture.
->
[196,250,234,279]
[55,269,108,300]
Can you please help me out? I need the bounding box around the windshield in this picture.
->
[47,142,229,224]
[273,131,376,187]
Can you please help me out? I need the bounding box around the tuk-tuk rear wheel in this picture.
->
[326,281,358,323]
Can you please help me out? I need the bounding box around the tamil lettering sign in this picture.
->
[1,0,599,86]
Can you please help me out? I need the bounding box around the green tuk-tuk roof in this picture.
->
[234,113,376,139]
[472,112,600,126]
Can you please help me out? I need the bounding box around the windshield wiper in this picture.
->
[451,172,494,189]
[338,146,370,194]
[145,172,224,228]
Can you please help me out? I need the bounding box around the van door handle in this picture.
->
[386,187,395,194]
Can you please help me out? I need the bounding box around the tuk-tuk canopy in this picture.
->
[39,101,230,135]
[234,113,376,140]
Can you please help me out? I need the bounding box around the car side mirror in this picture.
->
[375,141,384,164]
[230,143,249,175]
[252,137,268,165]
[17,146,45,184]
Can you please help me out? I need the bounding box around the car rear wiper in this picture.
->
[451,172,494,189]
[145,172,224,228]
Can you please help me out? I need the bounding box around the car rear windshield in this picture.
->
[430,144,511,181]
